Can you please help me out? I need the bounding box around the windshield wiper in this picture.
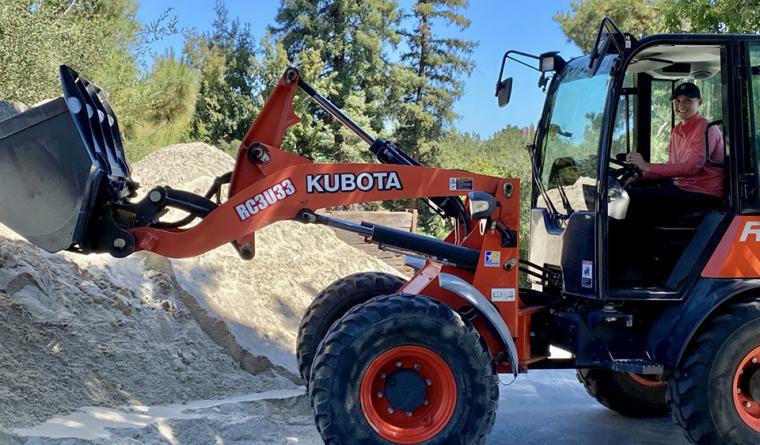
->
[528,144,562,221]
[549,164,575,217]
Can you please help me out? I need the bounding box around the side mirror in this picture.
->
[468,191,497,220]
[496,77,513,108]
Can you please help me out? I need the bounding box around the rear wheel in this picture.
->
[296,272,406,382]
[668,301,760,445]
[577,368,669,417]
[309,294,498,445]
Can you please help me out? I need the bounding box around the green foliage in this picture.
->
[660,0,760,33]
[556,0,760,54]
[0,0,140,104]
[0,0,191,161]
[186,1,257,147]
[554,0,662,53]
[394,0,477,163]
[272,0,402,162]
[127,50,200,160]
[383,0,477,235]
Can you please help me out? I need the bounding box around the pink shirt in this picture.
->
[643,113,725,198]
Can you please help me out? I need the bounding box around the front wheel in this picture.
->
[309,294,499,445]
[296,272,406,383]
[668,301,760,444]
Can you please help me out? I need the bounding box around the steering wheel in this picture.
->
[609,157,642,187]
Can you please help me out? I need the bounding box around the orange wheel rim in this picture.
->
[733,345,760,432]
[359,346,457,444]
[627,372,667,388]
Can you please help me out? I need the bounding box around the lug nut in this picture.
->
[113,238,126,249]
[423,400,429,406]
[425,379,432,386]
[387,407,394,414]
[738,388,743,394]
[395,361,402,368]
[406,412,413,417]
[380,373,386,380]
[414,364,421,371]
[747,402,752,408]
[377,392,383,398]
[753,357,758,364]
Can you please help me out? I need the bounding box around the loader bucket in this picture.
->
[0,65,133,253]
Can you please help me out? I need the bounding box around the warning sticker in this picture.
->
[449,177,474,191]
[492,288,516,302]
[484,251,500,268]
[582,260,593,288]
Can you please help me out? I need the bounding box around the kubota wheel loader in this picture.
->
[3,17,760,445]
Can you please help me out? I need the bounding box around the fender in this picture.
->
[647,278,760,366]
[438,273,519,377]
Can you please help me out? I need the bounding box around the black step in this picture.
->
[610,358,663,374]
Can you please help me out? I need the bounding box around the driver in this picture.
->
[625,82,725,223]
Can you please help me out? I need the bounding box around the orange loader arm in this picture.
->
[128,67,505,260]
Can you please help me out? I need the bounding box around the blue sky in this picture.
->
[136,1,581,139]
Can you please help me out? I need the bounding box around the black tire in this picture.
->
[296,272,406,383]
[309,294,498,445]
[577,368,669,417]
[667,301,760,445]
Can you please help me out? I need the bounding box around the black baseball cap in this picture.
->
[671,82,701,100]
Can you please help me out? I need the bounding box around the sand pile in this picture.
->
[0,224,294,430]
[133,143,404,374]
[0,141,399,443]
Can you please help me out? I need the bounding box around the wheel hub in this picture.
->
[748,369,760,401]
[359,345,457,444]
[733,345,760,431]
[385,369,427,412]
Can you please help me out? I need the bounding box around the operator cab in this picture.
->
[607,42,727,291]
[500,18,760,300]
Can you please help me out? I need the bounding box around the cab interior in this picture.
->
[607,43,729,291]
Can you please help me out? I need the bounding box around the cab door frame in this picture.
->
[598,35,741,300]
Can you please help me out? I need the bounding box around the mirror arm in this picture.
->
[496,50,541,95]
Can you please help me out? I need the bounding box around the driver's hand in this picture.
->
[626,152,651,173]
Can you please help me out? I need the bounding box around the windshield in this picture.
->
[537,55,616,215]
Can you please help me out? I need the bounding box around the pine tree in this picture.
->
[393,0,476,165]
[126,50,200,159]
[272,0,401,162]
[388,0,476,235]
[186,1,258,151]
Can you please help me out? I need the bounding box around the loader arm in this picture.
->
[130,163,502,258]
[127,67,504,259]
